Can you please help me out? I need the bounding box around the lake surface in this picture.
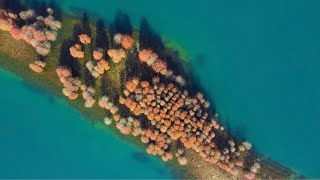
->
[0,67,173,178]
[0,0,320,178]
[44,0,319,177]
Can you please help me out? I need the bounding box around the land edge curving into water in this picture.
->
[0,1,304,179]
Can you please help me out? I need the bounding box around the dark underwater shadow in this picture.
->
[21,81,56,104]
[95,19,109,50]
[131,151,181,179]
[1,0,25,13]
[113,10,133,35]
[132,151,151,163]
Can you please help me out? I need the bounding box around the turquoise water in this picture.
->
[43,0,319,177]
[1,0,320,178]
[0,68,173,178]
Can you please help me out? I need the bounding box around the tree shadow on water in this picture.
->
[81,12,91,36]
[139,18,213,95]
[139,18,165,58]
[48,0,62,20]
[138,18,193,80]
[113,10,133,35]
[24,0,62,20]
[223,118,248,143]
[96,19,109,51]
[2,0,25,13]
[25,0,48,16]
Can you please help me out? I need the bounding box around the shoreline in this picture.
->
[0,2,303,179]
[62,5,191,62]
